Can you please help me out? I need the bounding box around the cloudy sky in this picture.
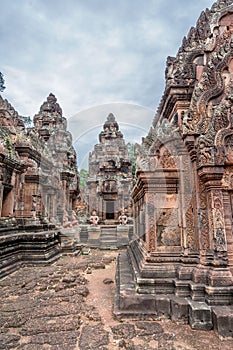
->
[1,0,214,167]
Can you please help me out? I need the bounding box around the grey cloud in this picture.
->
[69,102,151,168]
[1,0,214,135]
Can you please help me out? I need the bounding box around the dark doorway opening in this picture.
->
[106,201,114,219]
[1,185,13,217]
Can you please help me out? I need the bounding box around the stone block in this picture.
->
[87,226,101,246]
[189,282,205,301]
[155,295,171,317]
[79,226,88,243]
[188,301,212,330]
[117,226,130,245]
[175,280,191,297]
[207,268,233,287]
[170,297,189,323]
[59,229,80,254]
[205,286,233,305]
[118,291,156,313]
[192,265,208,284]
[177,266,194,280]
[212,306,233,339]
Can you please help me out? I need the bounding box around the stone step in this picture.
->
[101,229,117,234]
[101,240,117,245]
[101,231,117,235]
[101,242,117,247]
[100,232,117,242]
[101,235,117,239]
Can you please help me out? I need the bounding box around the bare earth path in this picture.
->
[0,248,232,349]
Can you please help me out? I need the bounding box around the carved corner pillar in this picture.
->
[198,166,226,253]
[176,147,200,281]
[182,135,201,252]
[145,191,156,252]
[194,166,233,287]
[222,189,233,275]
[132,173,145,243]
[133,197,143,240]
[134,169,179,254]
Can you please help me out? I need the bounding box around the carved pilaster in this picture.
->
[145,192,156,252]
[198,167,227,254]
[183,135,197,162]
[198,177,210,250]
[210,189,227,252]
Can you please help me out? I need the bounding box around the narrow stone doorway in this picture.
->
[1,186,13,217]
[106,201,115,220]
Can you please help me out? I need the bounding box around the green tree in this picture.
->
[0,72,5,92]
[20,116,33,127]
[79,169,88,188]
[127,142,136,176]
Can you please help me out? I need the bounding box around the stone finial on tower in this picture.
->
[103,113,119,131]
[99,113,123,143]
[39,93,62,116]
[33,93,67,139]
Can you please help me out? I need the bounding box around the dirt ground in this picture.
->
[0,248,232,350]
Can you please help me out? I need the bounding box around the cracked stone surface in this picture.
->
[0,249,232,349]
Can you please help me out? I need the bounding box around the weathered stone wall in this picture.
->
[0,93,79,276]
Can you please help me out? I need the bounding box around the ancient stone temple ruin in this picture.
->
[86,113,133,223]
[80,113,133,247]
[115,0,233,338]
[0,93,79,277]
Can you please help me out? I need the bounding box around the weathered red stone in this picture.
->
[115,0,233,337]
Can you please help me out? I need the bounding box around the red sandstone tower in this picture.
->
[86,113,133,223]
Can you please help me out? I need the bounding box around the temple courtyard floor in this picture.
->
[0,249,232,350]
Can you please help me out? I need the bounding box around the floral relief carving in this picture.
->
[224,134,233,164]
[185,200,196,249]
[159,148,176,169]
[198,178,210,249]
[222,167,233,189]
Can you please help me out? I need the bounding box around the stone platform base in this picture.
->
[0,226,62,279]
[114,250,233,338]
[79,224,134,249]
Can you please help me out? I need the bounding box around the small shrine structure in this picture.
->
[86,113,133,223]
[81,113,134,247]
